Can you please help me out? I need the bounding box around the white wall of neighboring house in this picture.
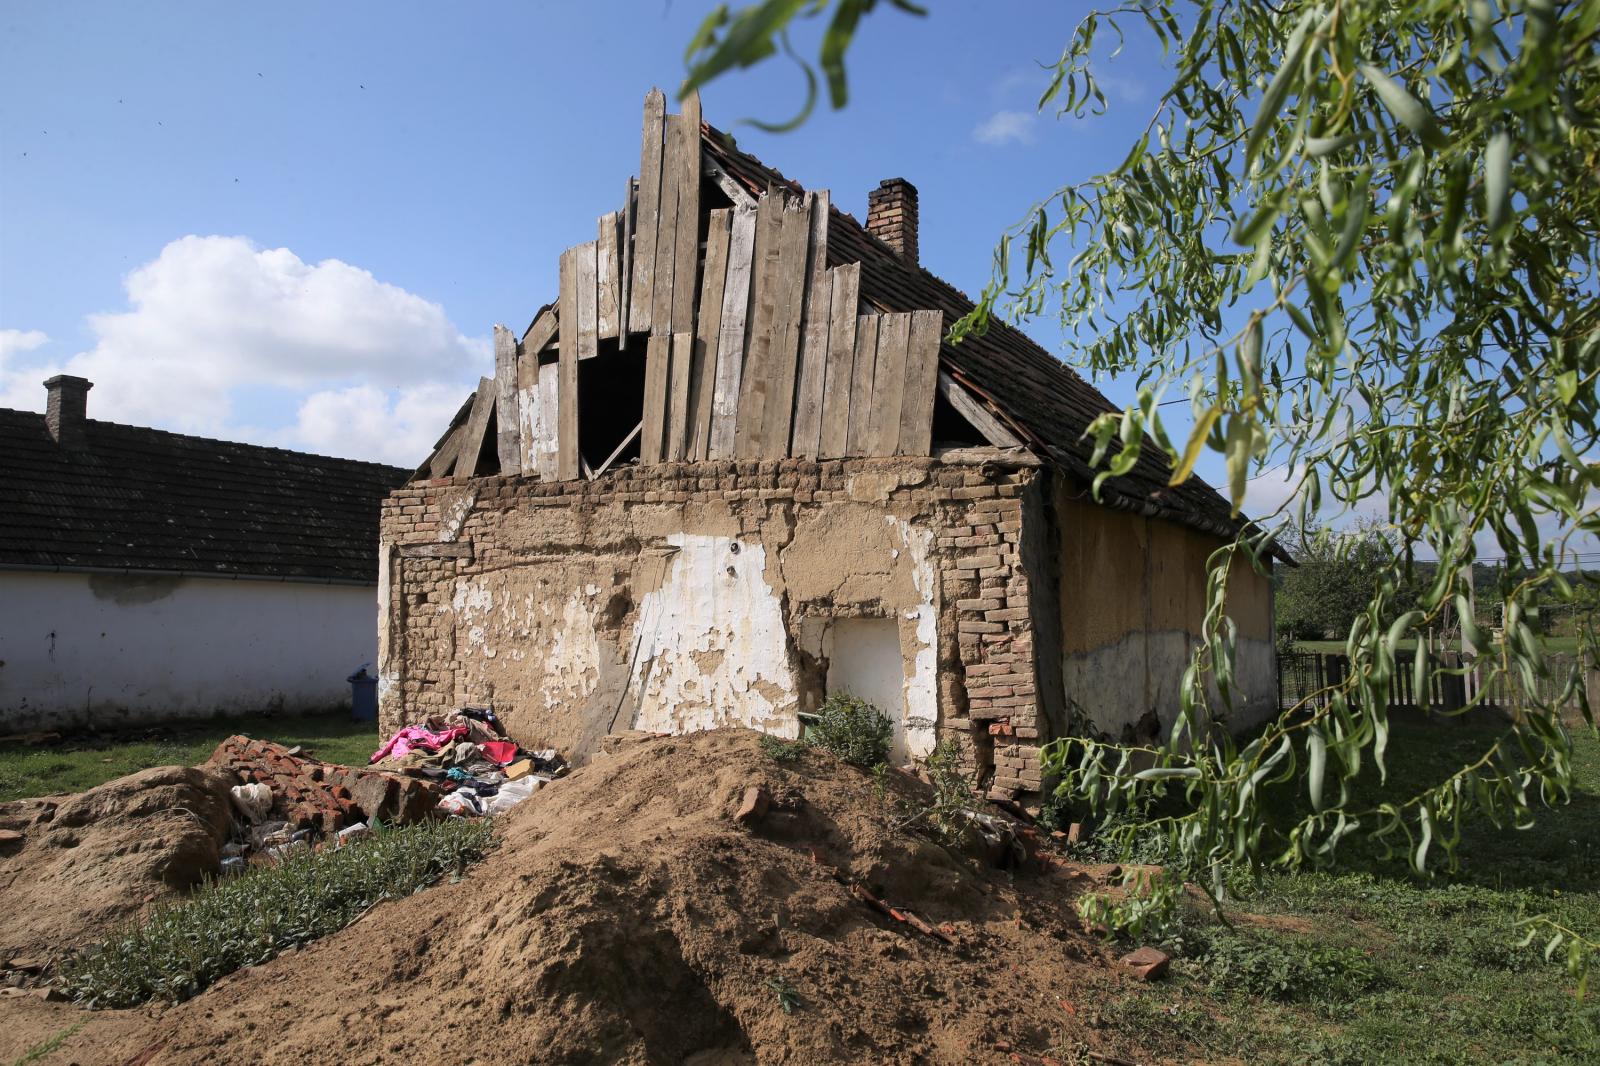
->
[0,569,377,731]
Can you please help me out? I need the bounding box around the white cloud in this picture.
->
[0,329,48,363]
[973,109,1037,146]
[0,236,485,466]
[284,382,471,469]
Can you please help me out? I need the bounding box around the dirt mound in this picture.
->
[62,729,1167,1065]
[0,765,234,966]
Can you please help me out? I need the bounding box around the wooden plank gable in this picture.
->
[493,325,521,475]
[629,88,665,332]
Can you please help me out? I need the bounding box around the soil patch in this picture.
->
[0,765,234,967]
[17,728,1181,1064]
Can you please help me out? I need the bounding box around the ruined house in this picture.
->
[378,90,1278,801]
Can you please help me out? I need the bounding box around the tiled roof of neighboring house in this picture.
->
[704,126,1265,549]
[0,409,408,583]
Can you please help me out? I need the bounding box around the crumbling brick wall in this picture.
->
[379,453,1050,800]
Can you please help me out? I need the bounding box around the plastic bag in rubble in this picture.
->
[483,775,545,816]
[229,783,272,823]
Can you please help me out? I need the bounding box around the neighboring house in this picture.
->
[377,89,1283,801]
[0,375,408,731]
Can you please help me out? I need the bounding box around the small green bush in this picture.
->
[803,693,893,767]
[923,741,978,846]
[1190,932,1384,1002]
[758,733,808,764]
[60,817,495,1008]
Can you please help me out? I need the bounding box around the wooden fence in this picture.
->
[1278,650,1592,714]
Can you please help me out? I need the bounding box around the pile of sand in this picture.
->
[0,765,234,967]
[4,729,1170,1065]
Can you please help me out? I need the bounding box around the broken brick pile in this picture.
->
[207,736,440,833]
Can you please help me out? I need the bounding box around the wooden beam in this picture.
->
[575,241,599,361]
[619,177,636,348]
[665,330,694,461]
[596,421,643,477]
[455,376,497,477]
[493,324,521,475]
[521,307,558,355]
[896,309,943,456]
[709,202,757,460]
[734,191,785,456]
[428,424,463,479]
[651,113,685,334]
[596,211,622,340]
[704,153,756,208]
[557,248,580,480]
[758,194,814,459]
[845,314,880,457]
[517,337,541,475]
[789,190,832,458]
[817,262,860,459]
[688,207,731,460]
[536,361,559,479]
[641,332,671,464]
[866,313,911,456]
[671,90,702,335]
[628,88,665,333]
[937,371,1024,449]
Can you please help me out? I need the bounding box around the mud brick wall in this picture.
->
[379,453,1053,800]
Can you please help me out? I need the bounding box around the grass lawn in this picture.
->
[1078,711,1600,1064]
[0,712,378,803]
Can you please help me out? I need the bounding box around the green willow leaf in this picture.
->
[1359,64,1449,149]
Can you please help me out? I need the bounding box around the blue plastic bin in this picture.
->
[348,665,378,721]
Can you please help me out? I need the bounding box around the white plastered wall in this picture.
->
[0,570,378,731]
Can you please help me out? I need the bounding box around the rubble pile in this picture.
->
[64,728,1164,1065]
[367,707,567,818]
[208,736,439,834]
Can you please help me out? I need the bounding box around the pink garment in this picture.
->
[479,740,519,765]
[370,725,469,764]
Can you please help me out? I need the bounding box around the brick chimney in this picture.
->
[866,177,918,265]
[44,375,93,448]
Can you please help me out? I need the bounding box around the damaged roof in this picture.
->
[703,126,1257,546]
[0,409,408,582]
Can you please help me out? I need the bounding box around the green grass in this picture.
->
[59,817,494,1008]
[0,712,378,802]
[1087,713,1600,1064]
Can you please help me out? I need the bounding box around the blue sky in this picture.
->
[1,2,1259,493]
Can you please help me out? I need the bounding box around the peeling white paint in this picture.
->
[629,533,800,737]
[544,591,603,707]
[438,489,477,543]
[895,519,939,760]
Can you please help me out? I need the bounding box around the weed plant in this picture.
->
[60,817,494,1008]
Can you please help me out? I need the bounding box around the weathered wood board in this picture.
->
[536,361,559,479]
[522,307,558,355]
[688,207,731,460]
[575,241,599,363]
[790,191,831,458]
[596,211,621,340]
[665,331,694,461]
[896,309,943,456]
[517,339,542,475]
[557,249,580,480]
[493,325,521,475]
[817,262,860,458]
[629,88,665,332]
[846,314,880,457]
[709,202,757,460]
[619,177,635,346]
[456,376,497,478]
[734,191,785,456]
[758,194,813,459]
[671,90,702,334]
[866,312,911,456]
[651,114,685,335]
[641,332,671,464]
[938,371,1024,448]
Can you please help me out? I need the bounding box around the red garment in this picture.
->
[479,740,519,765]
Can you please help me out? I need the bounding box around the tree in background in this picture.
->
[1275,522,1423,645]
[683,0,1600,977]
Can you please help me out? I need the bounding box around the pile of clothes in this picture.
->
[370,707,567,818]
